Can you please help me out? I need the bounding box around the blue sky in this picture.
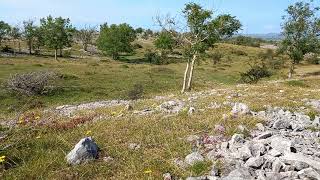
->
[0,0,310,34]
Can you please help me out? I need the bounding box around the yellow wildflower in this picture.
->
[144,170,152,174]
[36,136,41,139]
[86,130,92,135]
[0,156,5,163]
[35,116,41,120]
[111,111,117,116]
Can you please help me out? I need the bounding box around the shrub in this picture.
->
[133,43,143,49]
[240,65,272,83]
[211,52,223,64]
[4,71,58,96]
[144,50,163,65]
[286,80,308,88]
[63,50,72,58]
[128,83,144,100]
[304,53,319,64]
[232,49,247,56]
[1,45,14,53]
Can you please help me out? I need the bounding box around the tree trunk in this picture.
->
[18,41,21,53]
[288,61,295,79]
[181,59,190,93]
[28,41,32,55]
[54,49,58,60]
[84,44,88,51]
[59,49,63,57]
[187,54,197,91]
[13,40,16,56]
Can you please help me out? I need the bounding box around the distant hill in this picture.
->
[243,33,283,41]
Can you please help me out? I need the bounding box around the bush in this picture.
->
[63,50,72,58]
[4,71,58,96]
[133,43,143,49]
[232,49,247,56]
[128,83,144,100]
[144,50,163,65]
[304,53,319,64]
[1,45,14,53]
[211,52,223,64]
[240,65,272,83]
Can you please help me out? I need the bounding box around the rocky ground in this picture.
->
[1,80,320,179]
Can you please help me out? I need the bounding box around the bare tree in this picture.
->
[155,3,241,93]
[76,26,96,51]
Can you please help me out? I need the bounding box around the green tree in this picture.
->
[97,23,136,60]
[40,16,74,60]
[23,20,37,54]
[0,21,10,48]
[10,26,22,54]
[280,1,320,78]
[157,3,241,92]
[154,31,176,64]
[76,26,96,51]
[135,27,144,34]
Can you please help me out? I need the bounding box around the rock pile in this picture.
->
[184,104,320,180]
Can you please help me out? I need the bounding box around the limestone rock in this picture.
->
[66,137,99,165]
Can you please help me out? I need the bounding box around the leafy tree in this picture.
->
[10,26,22,54]
[154,31,175,51]
[33,27,45,54]
[23,20,37,54]
[157,3,241,93]
[280,1,320,78]
[97,23,136,60]
[0,21,10,48]
[40,16,74,60]
[142,29,153,39]
[76,26,96,51]
[135,27,144,34]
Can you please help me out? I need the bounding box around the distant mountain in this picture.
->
[243,33,283,41]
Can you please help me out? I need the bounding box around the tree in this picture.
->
[97,23,136,60]
[280,1,320,78]
[33,27,45,54]
[156,3,241,93]
[76,26,96,51]
[10,26,22,54]
[135,27,144,34]
[40,16,74,60]
[154,31,176,63]
[23,20,37,54]
[0,21,10,48]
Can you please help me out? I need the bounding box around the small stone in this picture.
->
[250,143,266,156]
[256,132,273,140]
[268,149,282,157]
[230,134,245,145]
[173,158,188,169]
[245,156,265,168]
[188,107,196,115]
[255,123,265,131]
[293,161,309,171]
[103,156,114,163]
[128,143,141,150]
[224,168,253,180]
[66,137,99,165]
[272,158,284,173]
[231,103,250,115]
[163,173,172,180]
[125,104,133,111]
[185,152,204,165]
[297,168,320,180]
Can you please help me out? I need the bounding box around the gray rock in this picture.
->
[237,145,252,160]
[250,143,266,157]
[185,152,204,165]
[293,161,309,171]
[229,134,245,146]
[222,168,254,180]
[231,103,250,115]
[270,136,293,154]
[256,132,273,140]
[268,149,282,157]
[159,100,185,113]
[66,137,99,165]
[245,156,265,168]
[128,143,141,150]
[188,107,196,115]
[255,123,265,131]
[163,173,172,180]
[281,153,320,171]
[186,176,219,180]
[272,119,291,130]
[272,158,284,173]
[297,168,320,179]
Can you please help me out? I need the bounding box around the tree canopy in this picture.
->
[97,23,136,60]
[0,21,11,47]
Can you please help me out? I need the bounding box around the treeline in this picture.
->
[0,17,157,60]
[225,35,276,48]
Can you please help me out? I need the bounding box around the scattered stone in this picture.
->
[255,123,265,131]
[128,143,141,150]
[66,137,99,165]
[186,176,218,180]
[281,153,320,171]
[185,152,204,165]
[222,168,253,180]
[163,173,172,180]
[245,156,265,168]
[173,158,188,169]
[188,107,196,115]
[103,156,114,163]
[125,104,133,111]
[256,131,272,140]
[297,168,320,179]
[159,100,185,113]
[231,103,250,115]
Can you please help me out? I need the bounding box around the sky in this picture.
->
[0,0,313,34]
